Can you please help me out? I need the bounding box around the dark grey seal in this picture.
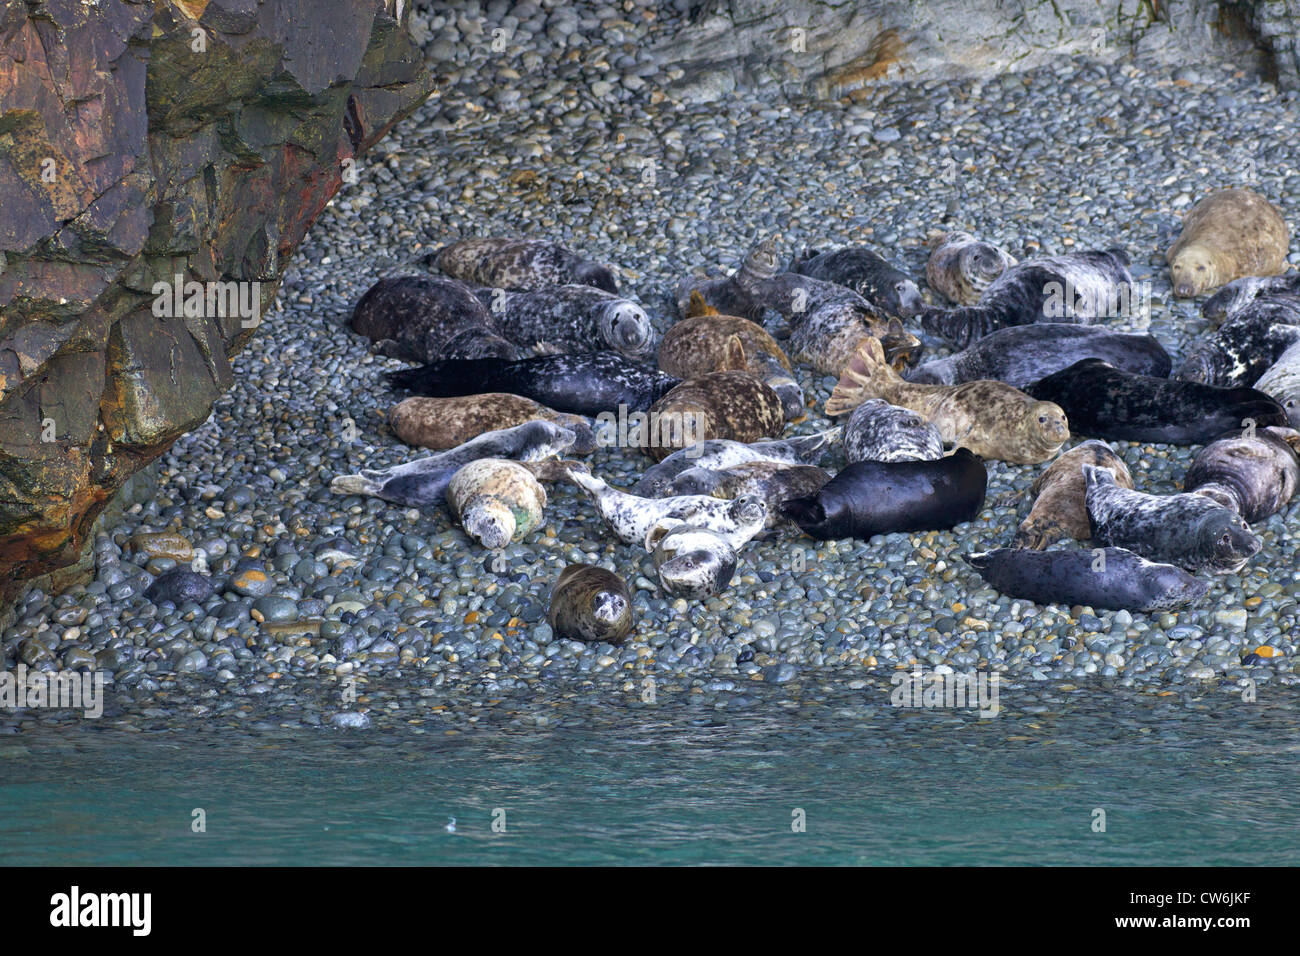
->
[1183,426,1300,523]
[351,276,520,362]
[435,238,619,293]
[790,246,924,319]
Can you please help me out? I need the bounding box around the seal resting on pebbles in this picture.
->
[1183,426,1300,523]
[790,245,924,319]
[468,285,655,359]
[388,394,596,454]
[548,564,634,644]
[926,232,1017,305]
[641,357,786,462]
[842,398,944,463]
[1166,188,1290,298]
[436,237,620,293]
[1010,440,1133,549]
[446,459,547,550]
[351,276,520,362]
[631,429,841,497]
[650,526,740,599]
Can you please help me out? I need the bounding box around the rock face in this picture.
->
[0,0,431,598]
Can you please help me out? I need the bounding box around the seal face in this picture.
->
[388,394,596,454]
[1183,426,1300,523]
[651,526,739,599]
[1027,358,1289,444]
[351,276,520,362]
[827,339,1069,464]
[653,461,832,529]
[1174,298,1300,387]
[926,232,1017,306]
[1084,464,1261,573]
[906,323,1172,388]
[386,352,681,417]
[842,398,944,463]
[790,246,924,319]
[1202,273,1300,322]
[436,238,620,294]
[328,420,575,507]
[1255,340,1300,428]
[469,285,655,359]
[630,428,841,497]
[1011,440,1133,549]
[642,370,785,462]
[920,250,1136,349]
[1167,188,1290,298]
[548,564,634,644]
[446,458,547,550]
[779,447,988,540]
[965,548,1209,613]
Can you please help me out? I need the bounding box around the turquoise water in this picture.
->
[2,687,1297,865]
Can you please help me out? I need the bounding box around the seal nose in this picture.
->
[1174,282,1195,298]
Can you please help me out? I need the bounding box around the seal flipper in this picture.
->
[825,339,899,417]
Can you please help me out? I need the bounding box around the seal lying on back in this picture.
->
[842,399,944,463]
[1011,440,1133,549]
[1183,426,1300,523]
[826,338,1070,464]
[469,285,654,359]
[1254,340,1300,427]
[1166,188,1289,298]
[388,394,596,453]
[1174,299,1300,387]
[1084,464,1261,574]
[650,461,832,529]
[920,250,1136,349]
[1202,273,1300,321]
[926,232,1017,306]
[906,323,1171,387]
[435,237,620,293]
[386,352,680,417]
[351,276,521,361]
[631,429,841,497]
[1026,358,1289,444]
[779,448,987,540]
[790,246,924,319]
[965,548,1209,613]
[328,420,576,506]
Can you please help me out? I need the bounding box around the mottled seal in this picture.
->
[1174,299,1300,387]
[906,323,1171,388]
[386,352,681,417]
[548,564,634,644]
[436,238,620,293]
[1026,358,1289,444]
[630,429,841,497]
[1084,464,1261,574]
[926,232,1017,306]
[469,285,654,359]
[1254,340,1300,427]
[735,239,922,373]
[1010,440,1133,549]
[790,245,924,319]
[328,420,575,507]
[1183,426,1300,523]
[779,447,987,540]
[659,292,805,421]
[826,339,1069,464]
[842,398,944,463]
[964,548,1209,613]
[351,276,520,362]
[567,469,767,551]
[642,369,785,462]
[1202,272,1300,322]
[1167,188,1290,298]
[446,459,547,550]
[920,250,1136,349]
[654,461,832,529]
[388,394,596,454]
[651,526,739,599]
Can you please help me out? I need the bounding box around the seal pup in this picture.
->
[1026,358,1289,444]
[630,429,841,497]
[842,398,944,463]
[386,352,681,417]
[567,469,767,551]
[964,548,1209,613]
[1254,340,1300,428]
[789,246,925,319]
[642,365,785,462]
[388,394,596,454]
[548,564,634,644]
[469,285,654,359]
[1010,440,1133,549]
[1202,273,1300,321]
[926,232,1018,306]
[1183,426,1300,523]
[655,461,832,529]
[436,238,620,293]
[1084,464,1262,573]
[328,420,575,507]
[446,459,547,550]
[826,338,1069,464]
[779,447,987,540]
[650,526,739,599]
[1174,299,1300,387]
[1166,188,1290,298]
[906,323,1171,387]
[351,276,520,362]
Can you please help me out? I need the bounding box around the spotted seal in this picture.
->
[826,339,1069,464]
[1254,340,1300,427]
[630,429,841,497]
[642,367,785,462]
[1010,440,1133,549]
[964,548,1209,613]
[1026,358,1289,444]
[446,459,547,550]
[920,249,1136,349]
[328,420,575,507]
[435,237,620,293]
[469,285,654,359]
[1084,464,1262,574]
[351,276,520,362]
[386,352,681,417]
[842,398,944,463]
[1167,188,1290,298]
[1202,273,1300,321]
[654,461,832,529]
[1183,426,1300,523]
[779,447,987,540]
[388,394,596,454]
[906,323,1171,388]
[926,232,1017,305]
[659,292,805,421]
[1174,299,1300,387]
[547,564,634,644]
[650,526,740,599]
[790,246,924,319]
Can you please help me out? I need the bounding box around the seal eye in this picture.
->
[1037,414,1047,424]
[1196,265,1206,272]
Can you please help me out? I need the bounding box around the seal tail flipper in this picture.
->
[330,473,380,496]
[825,340,900,417]
[685,290,719,318]
[715,335,748,372]
[566,468,610,498]
[1008,521,1060,551]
